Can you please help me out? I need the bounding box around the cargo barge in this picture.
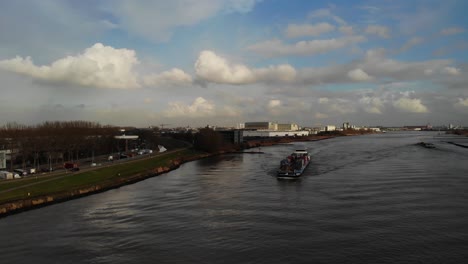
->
[277,150,310,179]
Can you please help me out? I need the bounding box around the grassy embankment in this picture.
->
[0,148,203,204]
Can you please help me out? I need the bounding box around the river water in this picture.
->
[1,132,468,263]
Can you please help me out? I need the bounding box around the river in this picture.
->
[1,132,468,263]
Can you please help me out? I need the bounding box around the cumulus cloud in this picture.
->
[440,27,465,35]
[317,97,356,115]
[393,97,428,113]
[360,48,453,80]
[443,66,461,76]
[143,68,192,86]
[286,48,458,87]
[319,97,329,104]
[254,64,297,82]
[285,23,335,38]
[268,99,281,108]
[365,25,390,38]
[247,36,366,57]
[314,112,328,119]
[359,96,384,114]
[454,98,468,108]
[165,97,215,117]
[347,68,372,81]
[195,50,296,84]
[0,43,140,89]
[195,50,255,84]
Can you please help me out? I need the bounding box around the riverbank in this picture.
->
[0,135,337,218]
[0,149,209,217]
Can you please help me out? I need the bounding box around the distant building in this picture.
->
[325,125,336,131]
[244,122,278,130]
[242,130,309,138]
[277,123,299,131]
[343,122,350,130]
[403,125,430,131]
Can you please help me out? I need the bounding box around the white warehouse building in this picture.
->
[242,130,309,137]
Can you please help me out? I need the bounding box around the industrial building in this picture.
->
[244,122,278,130]
[277,123,299,131]
[242,130,309,137]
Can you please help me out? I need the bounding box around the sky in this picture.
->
[0,0,467,128]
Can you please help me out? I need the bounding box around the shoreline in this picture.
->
[0,135,336,218]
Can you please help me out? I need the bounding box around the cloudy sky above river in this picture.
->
[1,0,467,128]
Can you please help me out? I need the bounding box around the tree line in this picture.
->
[0,121,120,170]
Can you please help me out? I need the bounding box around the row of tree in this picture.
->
[0,121,242,170]
[0,121,122,170]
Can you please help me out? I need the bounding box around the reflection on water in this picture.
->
[1,132,468,263]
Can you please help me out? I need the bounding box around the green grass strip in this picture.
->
[0,149,203,204]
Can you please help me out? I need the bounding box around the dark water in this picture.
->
[1,132,468,263]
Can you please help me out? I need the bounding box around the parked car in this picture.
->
[14,169,28,176]
[64,162,79,171]
[40,167,54,173]
[0,171,14,180]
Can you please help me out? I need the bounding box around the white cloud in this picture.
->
[440,27,465,36]
[308,8,346,25]
[360,48,453,80]
[165,97,215,117]
[285,23,335,38]
[365,25,390,38]
[359,96,384,114]
[393,97,428,113]
[400,37,424,51]
[314,112,328,119]
[144,68,192,86]
[254,64,297,82]
[268,99,281,108]
[194,50,296,84]
[107,0,260,42]
[348,68,372,81]
[0,43,140,89]
[319,97,329,104]
[454,98,468,108]
[224,0,261,13]
[247,36,366,57]
[443,66,461,76]
[317,97,356,115]
[195,50,255,84]
[339,26,354,35]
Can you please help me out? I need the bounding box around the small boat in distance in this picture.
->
[277,150,311,179]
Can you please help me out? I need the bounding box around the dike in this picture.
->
[0,152,211,218]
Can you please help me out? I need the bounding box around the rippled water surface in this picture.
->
[1,132,468,263]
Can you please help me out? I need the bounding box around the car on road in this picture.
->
[14,169,28,176]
